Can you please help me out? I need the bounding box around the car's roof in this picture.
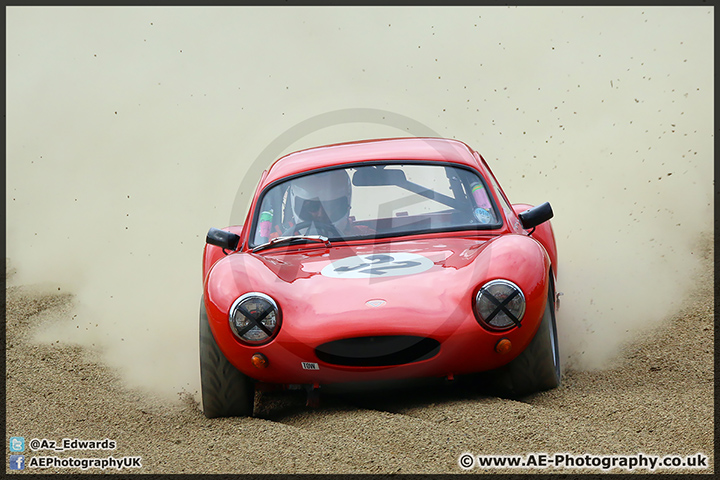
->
[263,137,480,185]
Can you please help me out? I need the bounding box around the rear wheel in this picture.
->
[491,276,561,397]
[199,296,255,418]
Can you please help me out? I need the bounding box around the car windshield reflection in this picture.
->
[251,162,502,247]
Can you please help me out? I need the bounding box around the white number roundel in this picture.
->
[321,252,434,279]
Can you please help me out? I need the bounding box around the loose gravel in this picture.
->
[5,243,713,474]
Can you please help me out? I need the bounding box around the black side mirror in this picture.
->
[206,227,240,251]
[518,202,553,230]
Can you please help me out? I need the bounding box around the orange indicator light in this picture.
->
[251,353,269,369]
[495,338,512,355]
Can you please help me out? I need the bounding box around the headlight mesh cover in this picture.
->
[474,280,525,329]
[229,292,280,344]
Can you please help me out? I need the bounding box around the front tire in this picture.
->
[199,296,255,418]
[491,276,561,397]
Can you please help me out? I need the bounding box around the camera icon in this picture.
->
[9,437,25,452]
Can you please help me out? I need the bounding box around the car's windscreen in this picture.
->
[251,163,501,246]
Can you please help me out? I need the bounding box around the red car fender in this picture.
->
[203,251,286,374]
[472,233,552,347]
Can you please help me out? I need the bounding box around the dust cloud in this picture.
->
[5,7,713,397]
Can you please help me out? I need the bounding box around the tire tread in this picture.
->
[491,277,561,397]
[199,297,255,418]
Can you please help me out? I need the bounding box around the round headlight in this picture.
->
[229,293,280,344]
[474,280,525,330]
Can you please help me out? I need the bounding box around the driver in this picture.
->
[288,169,373,237]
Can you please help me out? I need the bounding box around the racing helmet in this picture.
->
[289,169,352,232]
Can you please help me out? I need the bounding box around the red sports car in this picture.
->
[200,137,560,418]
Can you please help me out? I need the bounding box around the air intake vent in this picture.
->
[315,335,440,367]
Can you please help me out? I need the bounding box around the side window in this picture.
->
[483,167,515,223]
[253,185,288,244]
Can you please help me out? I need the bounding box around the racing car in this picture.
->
[200,137,560,418]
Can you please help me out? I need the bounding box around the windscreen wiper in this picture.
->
[251,235,330,253]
